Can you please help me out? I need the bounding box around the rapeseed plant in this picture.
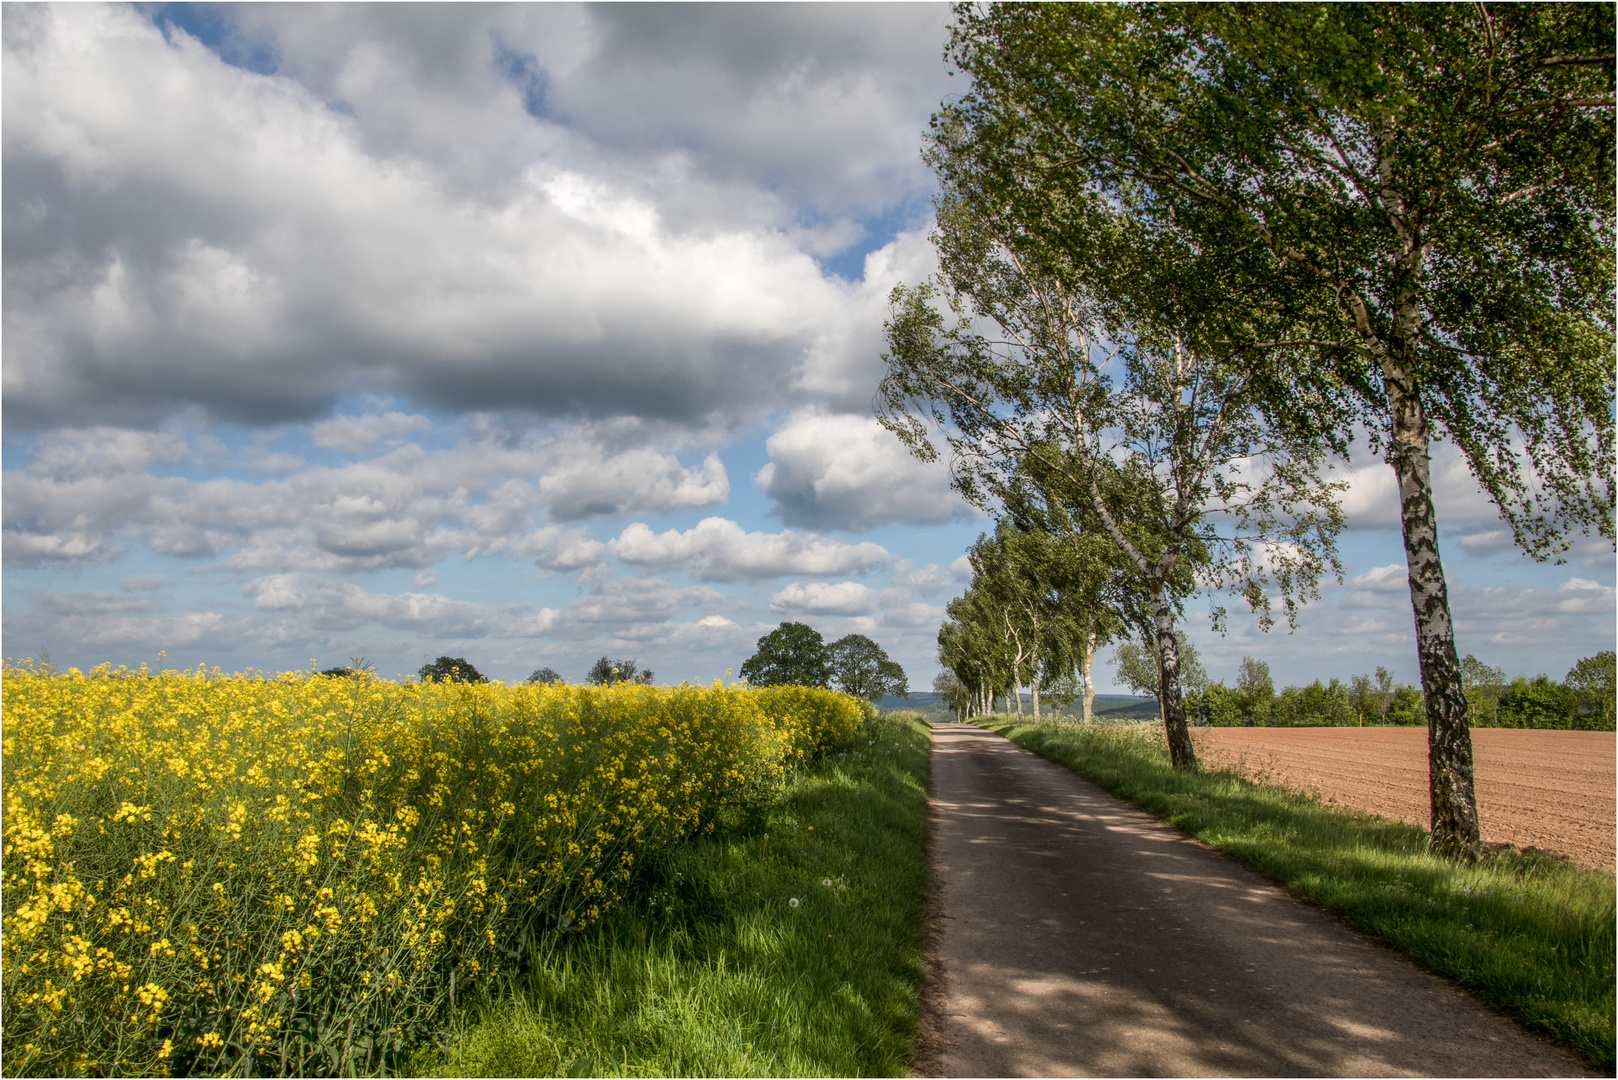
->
[1,662,862,1077]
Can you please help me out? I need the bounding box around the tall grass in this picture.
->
[1,663,862,1077]
[987,719,1616,1071]
[419,711,932,1078]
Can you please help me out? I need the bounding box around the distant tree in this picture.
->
[933,669,970,720]
[1232,657,1276,723]
[1565,651,1617,730]
[1112,634,1206,725]
[740,623,832,688]
[418,656,487,684]
[1192,682,1243,728]
[526,667,564,685]
[938,589,1013,718]
[1039,665,1081,721]
[827,634,908,702]
[320,655,374,679]
[1459,655,1508,728]
[1386,686,1427,727]
[1348,667,1397,726]
[585,657,654,687]
[1499,676,1574,729]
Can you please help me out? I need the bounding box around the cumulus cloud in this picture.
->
[2,417,731,571]
[754,410,961,530]
[1349,564,1407,592]
[243,574,558,637]
[769,580,875,615]
[311,411,433,454]
[540,446,728,521]
[2,5,951,432]
[607,517,889,581]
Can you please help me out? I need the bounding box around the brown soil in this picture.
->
[1193,727,1616,871]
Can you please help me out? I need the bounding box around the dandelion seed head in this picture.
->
[788,898,799,908]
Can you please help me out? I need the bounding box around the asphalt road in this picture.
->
[917,723,1593,1078]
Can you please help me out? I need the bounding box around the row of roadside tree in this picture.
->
[881,4,1613,861]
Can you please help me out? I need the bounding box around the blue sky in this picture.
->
[4,4,1612,690]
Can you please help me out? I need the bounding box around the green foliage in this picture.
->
[586,657,654,687]
[987,719,1615,1070]
[1112,634,1206,705]
[941,2,1615,560]
[1565,651,1617,730]
[1460,655,1508,727]
[526,667,564,685]
[423,714,932,1078]
[418,656,487,684]
[932,670,970,720]
[1189,681,1243,727]
[740,623,832,689]
[1386,685,1427,726]
[1499,675,1576,729]
[1347,667,1396,725]
[826,634,908,702]
[1270,679,1357,728]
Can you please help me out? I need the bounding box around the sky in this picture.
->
[4,3,1613,691]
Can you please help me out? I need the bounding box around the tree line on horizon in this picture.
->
[881,4,1613,861]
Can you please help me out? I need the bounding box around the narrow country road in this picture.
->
[917,724,1593,1078]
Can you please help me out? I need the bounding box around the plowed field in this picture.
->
[1192,727,1616,871]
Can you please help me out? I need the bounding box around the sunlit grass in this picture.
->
[987,718,1615,1071]
[417,712,931,1078]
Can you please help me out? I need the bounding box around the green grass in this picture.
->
[983,719,1616,1072]
[412,712,932,1077]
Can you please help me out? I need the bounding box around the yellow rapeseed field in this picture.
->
[1,662,864,1077]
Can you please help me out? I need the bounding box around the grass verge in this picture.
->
[982,719,1616,1071]
[413,711,931,1077]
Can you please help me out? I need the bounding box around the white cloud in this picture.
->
[755,409,961,530]
[769,580,875,615]
[2,417,734,571]
[311,411,433,454]
[1555,577,1616,615]
[607,517,889,581]
[540,446,729,521]
[3,5,951,431]
[243,574,557,638]
[1349,565,1407,592]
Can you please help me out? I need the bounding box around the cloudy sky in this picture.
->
[4,3,1611,690]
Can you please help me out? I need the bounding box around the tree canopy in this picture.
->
[417,656,487,684]
[739,623,832,688]
[585,658,654,687]
[827,634,909,702]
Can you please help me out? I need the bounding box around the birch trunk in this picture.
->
[1386,367,1481,860]
[1081,629,1096,724]
[1149,582,1198,771]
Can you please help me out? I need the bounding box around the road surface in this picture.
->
[917,723,1592,1077]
